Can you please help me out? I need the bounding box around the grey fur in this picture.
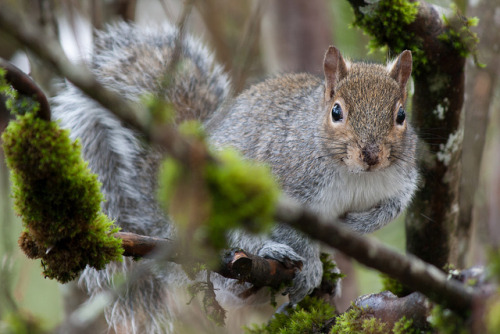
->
[52,22,418,333]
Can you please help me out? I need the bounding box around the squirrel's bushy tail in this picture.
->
[91,22,231,123]
[52,22,230,333]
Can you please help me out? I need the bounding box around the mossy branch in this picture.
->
[348,0,471,268]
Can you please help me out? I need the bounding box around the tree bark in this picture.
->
[403,0,465,269]
[347,0,467,268]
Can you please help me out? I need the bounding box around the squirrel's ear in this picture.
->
[324,46,348,101]
[389,50,412,90]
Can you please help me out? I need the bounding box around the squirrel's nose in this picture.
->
[362,145,380,166]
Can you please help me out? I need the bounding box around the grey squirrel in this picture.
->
[52,22,418,333]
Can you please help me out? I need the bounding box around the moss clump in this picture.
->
[428,305,469,334]
[17,213,121,282]
[381,274,411,297]
[488,247,500,284]
[392,317,420,334]
[331,307,380,334]
[320,252,344,284]
[0,310,46,334]
[159,147,280,251]
[4,112,104,242]
[245,296,335,334]
[331,307,419,334]
[178,120,206,140]
[352,0,427,73]
[438,9,481,65]
[486,295,500,334]
[143,94,176,125]
[1,74,123,282]
[204,148,279,248]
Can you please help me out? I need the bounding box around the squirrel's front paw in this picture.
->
[257,242,304,270]
[341,208,384,234]
[284,255,323,304]
[257,242,322,305]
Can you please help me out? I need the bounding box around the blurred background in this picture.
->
[1,0,498,332]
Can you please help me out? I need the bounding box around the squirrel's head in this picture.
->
[320,46,414,173]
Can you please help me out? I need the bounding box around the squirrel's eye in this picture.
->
[331,103,343,122]
[396,106,406,125]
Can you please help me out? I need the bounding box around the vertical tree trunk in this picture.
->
[403,1,465,269]
[347,0,468,269]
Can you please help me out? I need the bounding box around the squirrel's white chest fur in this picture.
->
[311,167,404,220]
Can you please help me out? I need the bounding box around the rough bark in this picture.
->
[406,13,463,270]
[402,0,466,269]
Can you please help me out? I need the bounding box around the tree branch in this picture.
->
[405,0,466,269]
[347,0,467,269]
[115,231,297,291]
[0,58,50,121]
[0,3,482,315]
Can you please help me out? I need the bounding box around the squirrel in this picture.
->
[51,22,418,333]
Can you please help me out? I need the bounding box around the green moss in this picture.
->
[0,310,46,334]
[320,253,344,284]
[428,305,469,334]
[245,296,335,334]
[204,149,279,248]
[488,248,500,281]
[0,68,40,118]
[3,113,104,243]
[157,157,183,208]
[159,147,280,252]
[392,317,419,334]
[380,274,410,297]
[330,307,421,334]
[1,71,123,283]
[438,8,481,65]
[178,120,206,140]
[330,307,369,334]
[18,217,122,283]
[352,1,482,75]
[352,0,428,74]
[360,317,388,333]
[486,295,500,334]
[142,94,175,125]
